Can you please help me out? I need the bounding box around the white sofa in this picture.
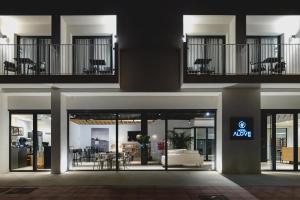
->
[161,149,204,167]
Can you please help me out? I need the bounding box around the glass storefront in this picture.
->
[67,110,216,171]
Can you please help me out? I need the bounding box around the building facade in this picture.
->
[1,1,300,174]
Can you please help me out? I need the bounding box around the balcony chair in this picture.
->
[269,62,286,74]
[27,62,47,75]
[4,61,18,75]
[83,67,97,75]
[250,62,266,74]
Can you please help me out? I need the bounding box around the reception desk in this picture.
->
[282,147,300,162]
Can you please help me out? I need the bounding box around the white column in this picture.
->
[60,93,67,173]
[0,91,9,173]
[51,88,68,174]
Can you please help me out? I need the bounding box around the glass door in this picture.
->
[37,114,51,170]
[10,114,34,171]
[261,112,295,171]
[10,112,51,172]
[275,114,294,170]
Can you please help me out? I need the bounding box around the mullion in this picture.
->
[293,113,298,171]
[33,114,37,171]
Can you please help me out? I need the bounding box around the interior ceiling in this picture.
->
[184,15,234,25]
[70,119,143,125]
[62,15,116,25]
[247,15,300,25]
[0,16,51,25]
[69,112,214,124]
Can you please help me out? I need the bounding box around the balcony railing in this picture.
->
[1,43,300,78]
[0,44,118,76]
[184,43,300,76]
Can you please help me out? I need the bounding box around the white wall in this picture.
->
[7,96,51,110]
[66,95,218,110]
[261,95,300,109]
[0,92,9,173]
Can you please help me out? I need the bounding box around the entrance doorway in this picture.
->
[261,110,299,171]
[9,111,51,171]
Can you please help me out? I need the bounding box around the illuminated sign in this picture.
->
[230,117,253,140]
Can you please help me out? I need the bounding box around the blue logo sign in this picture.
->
[231,118,253,140]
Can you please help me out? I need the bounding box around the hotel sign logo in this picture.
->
[230,117,253,140]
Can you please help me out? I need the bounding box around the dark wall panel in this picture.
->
[118,10,182,91]
[222,87,261,174]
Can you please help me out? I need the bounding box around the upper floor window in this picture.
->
[17,36,52,75]
[73,35,113,75]
[185,35,225,75]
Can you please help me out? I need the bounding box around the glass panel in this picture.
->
[118,113,166,170]
[10,114,34,171]
[276,114,293,170]
[73,37,112,74]
[37,114,51,170]
[118,113,142,170]
[68,112,117,170]
[147,113,166,170]
[261,114,272,170]
[167,112,215,170]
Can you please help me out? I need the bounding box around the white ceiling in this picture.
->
[0,16,51,25]
[62,15,116,25]
[184,15,235,25]
[247,15,300,25]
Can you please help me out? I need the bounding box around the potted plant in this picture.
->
[168,130,193,149]
[136,134,151,165]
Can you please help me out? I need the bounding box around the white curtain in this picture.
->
[187,36,224,73]
[74,37,112,74]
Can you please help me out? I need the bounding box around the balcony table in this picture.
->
[89,59,107,74]
[193,58,214,74]
[14,58,35,75]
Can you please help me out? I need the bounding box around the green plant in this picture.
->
[136,134,151,146]
[168,130,193,149]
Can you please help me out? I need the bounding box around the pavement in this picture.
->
[0,171,300,199]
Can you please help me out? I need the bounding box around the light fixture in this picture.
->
[205,112,210,117]
[152,134,157,140]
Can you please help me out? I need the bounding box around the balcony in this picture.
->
[0,43,118,83]
[183,42,300,83]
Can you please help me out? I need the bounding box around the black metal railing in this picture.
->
[0,43,118,76]
[184,43,300,75]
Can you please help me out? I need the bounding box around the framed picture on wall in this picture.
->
[11,126,24,136]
